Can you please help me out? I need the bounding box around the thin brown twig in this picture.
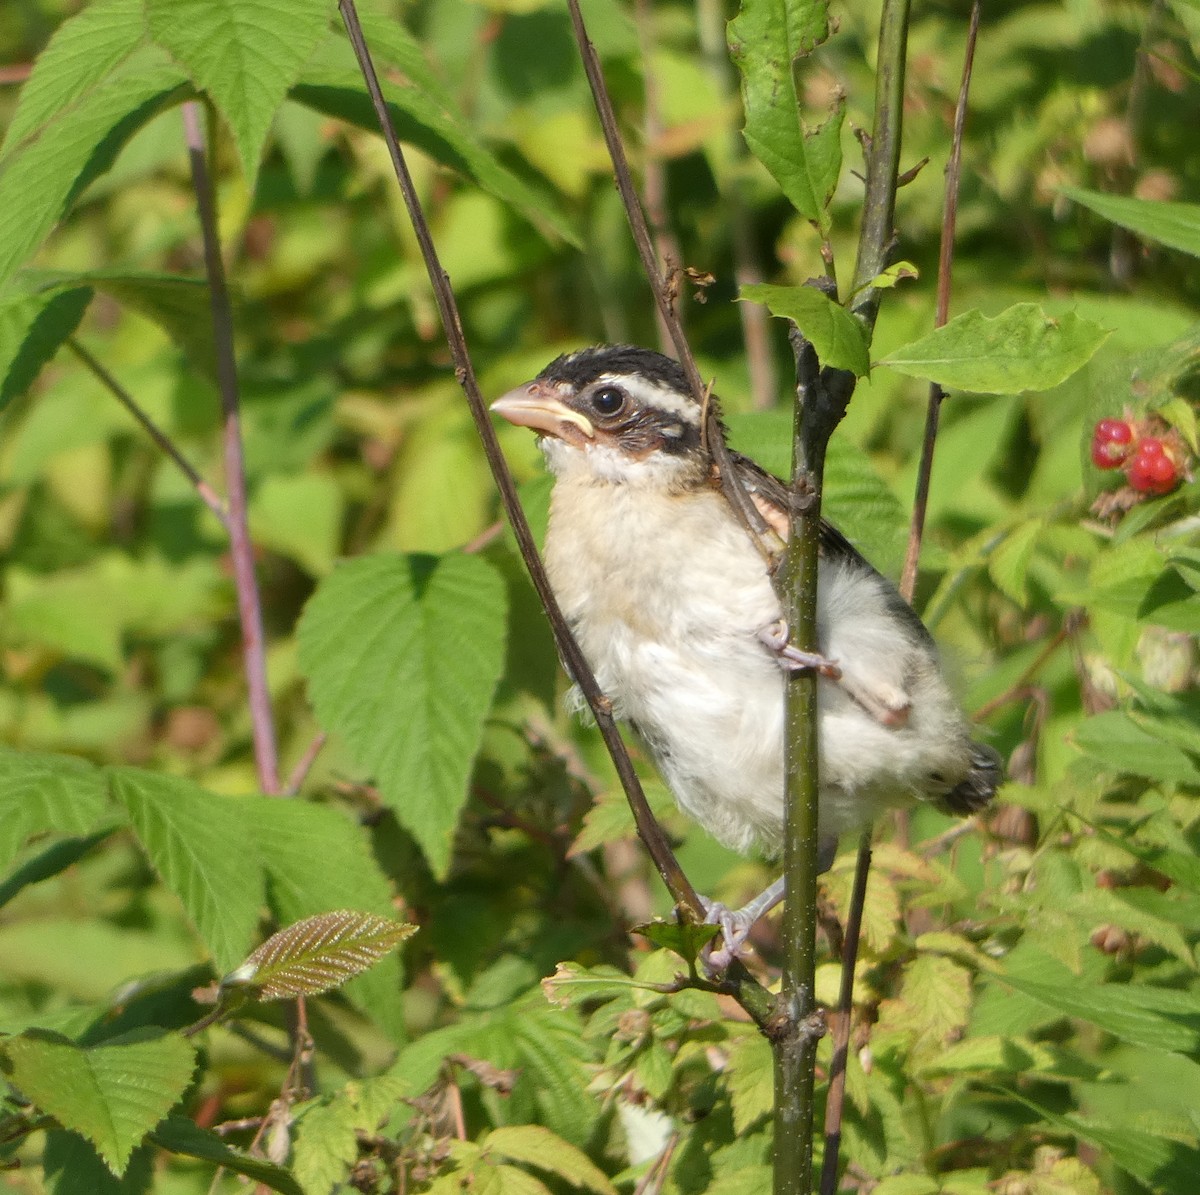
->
[335,0,710,943]
[182,100,280,795]
[563,0,776,557]
[67,337,228,527]
[282,732,328,797]
[899,0,981,602]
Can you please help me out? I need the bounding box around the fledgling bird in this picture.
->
[492,345,1000,961]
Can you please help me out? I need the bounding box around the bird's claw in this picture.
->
[699,899,755,974]
[758,619,841,680]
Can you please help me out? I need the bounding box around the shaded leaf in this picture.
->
[0,282,91,411]
[293,36,575,244]
[247,796,405,1040]
[740,283,870,376]
[633,919,720,963]
[297,553,507,878]
[1063,186,1200,259]
[878,304,1109,393]
[0,1029,195,1175]
[110,768,264,973]
[226,910,414,1000]
[150,1116,303,1195]
[999,972,1200,1053]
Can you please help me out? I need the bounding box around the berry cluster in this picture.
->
[1090,417,1183,495]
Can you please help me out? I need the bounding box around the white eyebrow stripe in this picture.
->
[595,373,702,424]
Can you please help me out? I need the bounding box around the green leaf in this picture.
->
[0,44,189,289]
[987,518,1043,606]
[43,1130,153,1195]
[0,0,148,157]
[250,472,344,576]
[0,748,112,874]
[145,0,333,184]
[726,1035,774,1133]
[226,910,414,1000]
[293,37,576,245]
[84,272,216,383]
[540,962,658,1007]
[728,0,842,231]
[999,973,1200,1053]
[247,797,406,1040]
[740,283,870,376]
[297,553,508,878]
[110,768,265,973]
[483,1125,618,1194]
[877,303,1109,394]
[150,1116,303,1195]
[1071,711,1200,787]
[633,919,720,962]
[0,1029,195,1175]
[1063,186,1200,258]
[0,282,91,411]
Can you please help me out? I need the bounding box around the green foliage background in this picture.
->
[1,0,1199,1192]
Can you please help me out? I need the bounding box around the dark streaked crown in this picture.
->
[538,345,692,395]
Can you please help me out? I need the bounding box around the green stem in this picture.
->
[774,0,912,1188]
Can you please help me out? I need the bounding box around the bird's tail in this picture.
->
[940,742,1003,815]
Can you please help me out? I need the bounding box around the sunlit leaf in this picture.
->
[225,910,414,1000]
[878,304,1109,393]
[297,553,507,878]
[740,283,870,376]
[145,0,332,184]
[0,1029,195,1175]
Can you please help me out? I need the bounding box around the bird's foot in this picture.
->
[758,619,841,680]
[698,877,787,974]
[699,900,756,973]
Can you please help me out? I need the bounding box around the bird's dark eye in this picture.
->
[589,386,626,417]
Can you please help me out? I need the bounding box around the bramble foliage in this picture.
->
[1,0,1199,1192]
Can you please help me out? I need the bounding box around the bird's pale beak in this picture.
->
[490,382,595,440]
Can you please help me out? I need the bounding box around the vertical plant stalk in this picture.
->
[182,100,280,795]
[821,7,978,1192]
[66,337,229,527]
[773,0,914,1188]
[334,1,726,964]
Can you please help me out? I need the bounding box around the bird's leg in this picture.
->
[758,619,841,679]
[700,838,838,971]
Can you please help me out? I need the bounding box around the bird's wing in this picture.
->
[723,450,875,571]
[723,450,936,651]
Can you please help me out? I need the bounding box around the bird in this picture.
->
[491,345,1001,964]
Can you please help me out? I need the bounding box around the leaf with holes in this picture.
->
[297,552,507,878]
[877,303,1109,394]
[0,1029,195,1175]
[728,0,842,232]
[226,910,414,1000]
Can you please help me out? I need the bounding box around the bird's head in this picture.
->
[490,345,710,488]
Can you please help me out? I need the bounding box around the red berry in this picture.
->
[1091,418,1135,469]
[1127,443,1179,494]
